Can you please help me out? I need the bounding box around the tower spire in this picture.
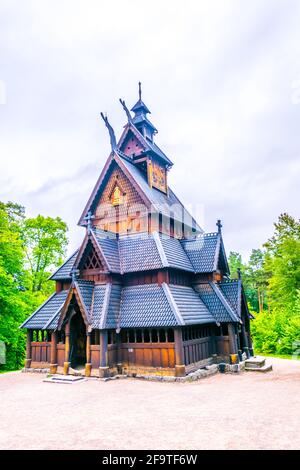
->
[131,83,157,140]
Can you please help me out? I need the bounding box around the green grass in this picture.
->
[255,352,300,360]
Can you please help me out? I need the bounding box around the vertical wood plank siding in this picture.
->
[31,342,51,363]
[118,343,175,368]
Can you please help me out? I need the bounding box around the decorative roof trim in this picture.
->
[90,230,112,273]
[74,282,92,329]
[57,287,76,330]
[20,293,57,329]
[152,232,169,268]
[99,283,112,330]
[209,282,240,323]
[162,282,185,326]
[74,231,110,273]
[78,153,114,226]
[213,233,221,272]
[43,304,66,330]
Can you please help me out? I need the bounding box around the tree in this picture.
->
[22,215,68,294]
[228,251,243,279]
[0,202,69,370]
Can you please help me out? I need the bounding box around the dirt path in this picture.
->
[0,357,299,450]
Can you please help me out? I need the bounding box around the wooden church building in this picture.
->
[21,85,253,377]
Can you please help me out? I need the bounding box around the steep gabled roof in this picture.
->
[168,285,215,325]
[196,282,240,323]
[49,250,79,281]
[118,123,172,166]
[78,151,200,232]
[181,232,229,274]
[20,290,69,330]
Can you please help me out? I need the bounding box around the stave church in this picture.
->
[21,85,253,378]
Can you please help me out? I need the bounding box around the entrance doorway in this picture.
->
[69,311,86,368]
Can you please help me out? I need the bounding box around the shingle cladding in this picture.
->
[181,233,219,273]
[119,284,177,328]
[119,155,201,232]
[21,290,69,329]
[219,281,240,318]
[91,285,107,328]
[106,284,122,329]
[93,230,120,272]
[196,283,238,323]
[160,236,194,272]
[119,234,163,273]
[76,279,94,316]
[50,250,78,280]
[52,230,223,276]
[168,285,215,325]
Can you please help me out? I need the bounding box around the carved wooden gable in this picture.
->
[79,240,104,272]
[93,161,148,234]
[119,130,145,158]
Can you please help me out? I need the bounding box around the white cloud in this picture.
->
[0,0,300,260]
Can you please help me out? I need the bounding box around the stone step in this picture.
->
[245,356,266,369]
[43,374,85,384]
[245,364,273,373]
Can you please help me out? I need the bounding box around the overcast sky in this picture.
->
[1,0,300,261]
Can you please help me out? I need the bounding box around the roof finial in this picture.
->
[100,112,117,151]
[237,267,241,280]
[119,98,133,124]
[138,81,142,101]
[216,219,222,233]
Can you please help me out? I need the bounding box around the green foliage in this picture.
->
[230,213,300,356]
[0,201,68,371]
[22,215,68,294]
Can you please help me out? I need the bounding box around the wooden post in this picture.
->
[228,323,238,361]
[174,328,185,377]
[25,330,32,368]
[63,323,70,375]
[241,322,250,358]
[85,332,92,377]
[50,331,58,374]
[116,332,122,375]
[99,330,109,378]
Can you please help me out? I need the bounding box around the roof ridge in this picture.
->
[20,292,57,328]
[99,283,112,330]
[162,283,185,326]
[213,232,221,271]
[49,249,79,280]
[43,293,69,330]
[209,282,240,323]
[152,231,169,268]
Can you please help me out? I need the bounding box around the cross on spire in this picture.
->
[84,210,95,234]
[216,219,222,233]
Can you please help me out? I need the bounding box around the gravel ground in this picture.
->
[0,357,299,450]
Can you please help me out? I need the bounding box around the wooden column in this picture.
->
[25,330,32,368]
[99,330,109,378]
[174,328,185,377]
[50,331,58,374]
[228,323,238,360]
[85,332,92,377]
[63,323,71,375]
[116,332,122,375]
[241,322,250,358]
